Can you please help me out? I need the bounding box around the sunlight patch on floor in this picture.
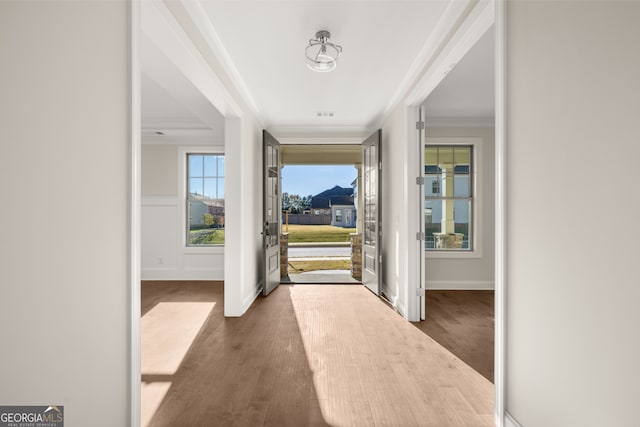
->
[141,302,215,375]
[287,285,493,426]
[141,381,171,427]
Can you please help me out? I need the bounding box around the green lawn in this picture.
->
[189,229,225,245]
[288,259,351,273]
[285,224,356,243]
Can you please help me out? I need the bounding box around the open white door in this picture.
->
[263,130,281,295]
[362,130,382,295]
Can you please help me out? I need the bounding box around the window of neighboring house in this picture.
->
[335,209,342,222]
[187,153,225,246]
[424,145,472,251]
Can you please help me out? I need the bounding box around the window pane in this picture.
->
[438,147,454,165]
[426,176,440,196]
[454,175,470,197]
[189,155,202,178]
[204,155,216,177]
[203,178,216,199]
[218,156,225,177]
[189,178,203,196]
[424,145,473,251]
[217,178,225,199]
[454,146,470,168]
[187,153,225,246]
[425,146,438,166]
[454,200,471,249]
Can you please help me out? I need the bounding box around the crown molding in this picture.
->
[141,128,224,146]
[142,0,243,118]
[372,0,495,129]
[178,0,263,125]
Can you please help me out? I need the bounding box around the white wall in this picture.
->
[425,127,495,289]
[507,2,640,426]
[0,1,129,425]
[223,115,264,315]
[141,143,224,280]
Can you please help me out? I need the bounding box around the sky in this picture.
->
[281,165,357,197]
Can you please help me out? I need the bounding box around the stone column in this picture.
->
[280,233,288,278]
[351,233,362,280]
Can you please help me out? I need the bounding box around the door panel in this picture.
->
[263,130,281,295]
[362,130,381,295]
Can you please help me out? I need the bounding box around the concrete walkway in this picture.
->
[285,270,360,284]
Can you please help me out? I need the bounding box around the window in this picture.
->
[187,153,225,246]
[335,209,342,222]
[424,145,472,251]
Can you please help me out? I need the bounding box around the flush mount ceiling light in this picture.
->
[305,30,342,72]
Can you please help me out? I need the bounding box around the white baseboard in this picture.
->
[141,268,223,281]
[505,412,522,427]
[426,280,494,290]
[239,282,262,316]
[381,282,405,318]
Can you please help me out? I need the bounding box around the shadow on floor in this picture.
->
[413,290,495,382]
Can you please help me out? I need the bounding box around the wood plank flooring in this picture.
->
[141,281,494,427]
[414,290,495,383]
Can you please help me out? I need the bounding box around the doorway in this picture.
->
[263,132,382,298]
[279,144,361,285]
[414,25,496,382]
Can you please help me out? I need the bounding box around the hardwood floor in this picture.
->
[141,281,493,427]
[414,291,495,383]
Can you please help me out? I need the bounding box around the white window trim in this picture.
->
[425,137,483,259]
[178,146,225,252]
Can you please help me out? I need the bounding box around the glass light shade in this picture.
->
[305,32,341,73]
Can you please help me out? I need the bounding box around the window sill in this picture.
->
[184,245,224,254]
[426,250,482,259]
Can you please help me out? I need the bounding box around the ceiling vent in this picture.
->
[316,111,335,117]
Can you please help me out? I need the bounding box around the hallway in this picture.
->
[141,282,493,426]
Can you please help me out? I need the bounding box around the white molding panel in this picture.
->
[425,280,494,290]
[141,195,224,281]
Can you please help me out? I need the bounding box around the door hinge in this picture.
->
[416,121,425,130]
[416,287,426,296]
[416,176,425,185]
[416,231,425,241]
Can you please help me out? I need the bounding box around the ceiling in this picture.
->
[423,27,495,125]
[141,0,494,142]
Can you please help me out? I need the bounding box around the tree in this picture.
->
[282,192,313,213]
[302,194,312,211]
[281,192,291,211]
[204,213,214,227]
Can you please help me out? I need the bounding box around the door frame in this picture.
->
[402,1,505,425]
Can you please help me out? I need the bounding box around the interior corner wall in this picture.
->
[140,143,224,280]
[223,113,263,317]
[507,2,640,426]
[0,1,129,425]
[381,104,410,316]
[425,127,495,289]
